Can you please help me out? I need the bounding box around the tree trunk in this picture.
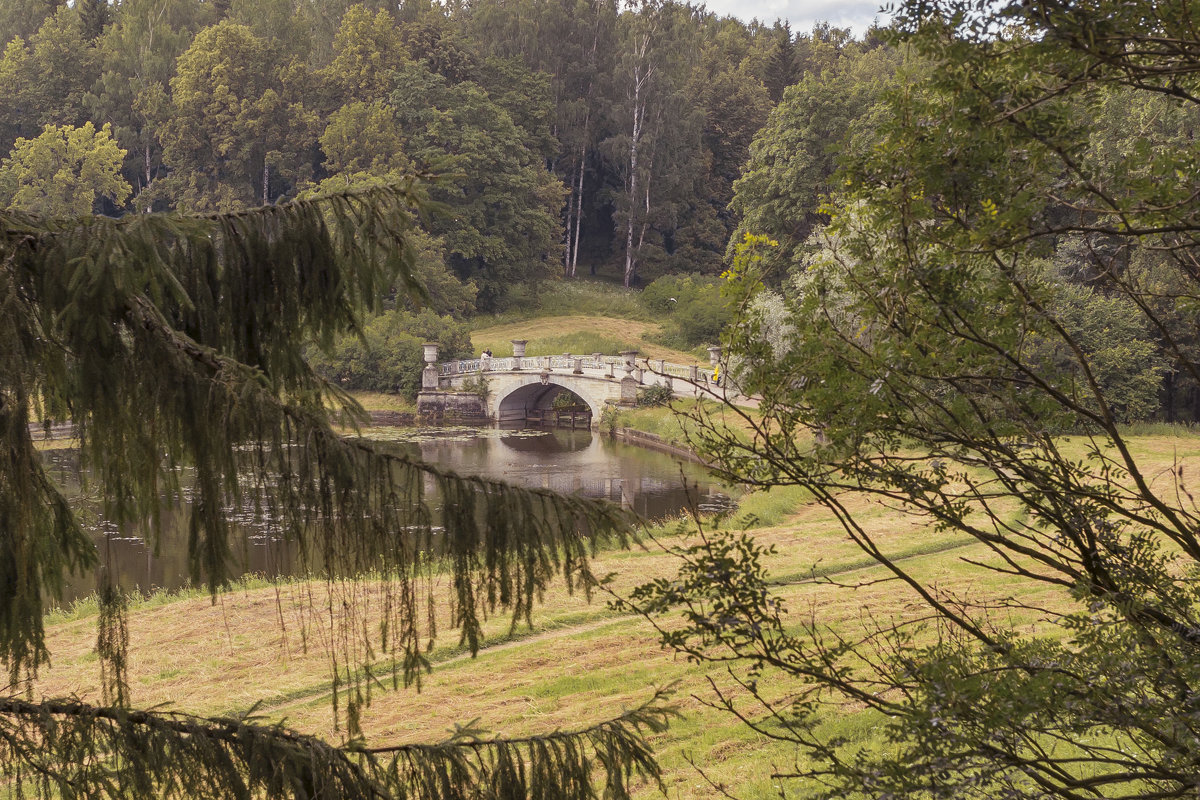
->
[634,177,650,278]
[564,159,578,277]
[623,158,639,287]
[623,31,652,288]
[571,141,586,276]
[566,109,592,278]
[623,77,645,288]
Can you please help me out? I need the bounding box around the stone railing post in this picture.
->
[707,345,722,366]
[619,351,639,406]
[421,342,440,390]
[511,339,527,370]
[573,357,584,375]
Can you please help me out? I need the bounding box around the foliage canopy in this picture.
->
[631,1,1200,797]
[0,122,131,216]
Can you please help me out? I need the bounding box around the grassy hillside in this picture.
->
[469,279,712,362]
[488,280,654,324]
[470,315,701,364]
[35,430,1200,797]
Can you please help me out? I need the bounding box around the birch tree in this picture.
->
[605,0,700,287]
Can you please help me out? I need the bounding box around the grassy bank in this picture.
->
[603,398,762,448]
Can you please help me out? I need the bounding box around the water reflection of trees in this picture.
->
[43,427,727,600]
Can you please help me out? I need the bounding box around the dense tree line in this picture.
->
[0,0,878,308]
[7,1,1195,419]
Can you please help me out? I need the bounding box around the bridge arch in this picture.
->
[495,379,602,423]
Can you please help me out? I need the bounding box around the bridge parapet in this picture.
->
[438,354,716,384]
[421,342,729,429]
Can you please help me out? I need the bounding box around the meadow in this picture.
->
[33,427,1200,797]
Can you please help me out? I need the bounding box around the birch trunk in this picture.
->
[623,42,650,288]
[564,159,578,277]
[571,140,586,276]
[622,133,639,288]
[635,175,651,267]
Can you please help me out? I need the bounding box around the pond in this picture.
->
[42,424,732,601]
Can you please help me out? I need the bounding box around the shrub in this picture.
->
[308,308,472,397]
[641,274,733,348]
[637,383,675,407]
[460,374,490,401]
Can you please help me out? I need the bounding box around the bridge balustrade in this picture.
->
[662,363,692,379]
[437,353,717,387]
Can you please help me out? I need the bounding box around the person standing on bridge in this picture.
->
[480,348,492,370]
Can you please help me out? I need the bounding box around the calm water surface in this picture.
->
[44,424,731,600]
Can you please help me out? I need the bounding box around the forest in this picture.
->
[5,0,1198,423]
[0,0,875,296]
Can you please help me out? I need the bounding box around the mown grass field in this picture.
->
[470,315,701,364]
[33,429,1200,797]
[33,496,969,798]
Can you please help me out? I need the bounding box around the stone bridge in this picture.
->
[417,340,722,427]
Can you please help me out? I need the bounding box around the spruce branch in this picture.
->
[0,176,666,800]
[0,690,676,800]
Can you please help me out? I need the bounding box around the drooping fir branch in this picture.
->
[0,695,385,800]
[1,182,429,684]
[360,686,677,800]
[0,183,640,754]
[0,689,675,800]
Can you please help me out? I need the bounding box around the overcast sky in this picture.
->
[701,0,888,35]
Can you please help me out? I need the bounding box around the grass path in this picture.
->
[242,519,983,722]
